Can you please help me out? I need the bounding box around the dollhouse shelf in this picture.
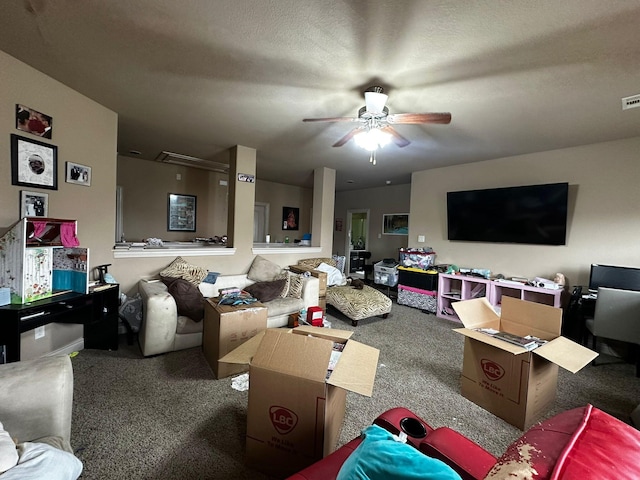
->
[24,217,78,246]
[0,217,86,305]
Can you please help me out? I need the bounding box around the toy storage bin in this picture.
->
[399,248,436,270]
[374,261,399,287]
[397,285,437,313]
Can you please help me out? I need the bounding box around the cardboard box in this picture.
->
[289,265,327,297]
[220,325,379,477]
[452,296,598,430]
[202,299,267,379]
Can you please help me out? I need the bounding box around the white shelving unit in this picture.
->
[436,273,563,323]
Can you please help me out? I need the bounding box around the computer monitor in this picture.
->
[588,264,640,293]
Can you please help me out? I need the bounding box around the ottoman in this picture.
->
[326,285,392,326]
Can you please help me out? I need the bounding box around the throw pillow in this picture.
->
[0,421,18,474]
[244,279,287,303]
[159,257,208,285]
[286,272,305,299]
[167,278,205,322]
[336,424,461,480]
[247,255,283,282]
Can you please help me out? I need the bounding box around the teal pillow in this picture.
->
[337,425,461,480]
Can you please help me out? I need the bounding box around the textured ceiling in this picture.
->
[1,1,639,191]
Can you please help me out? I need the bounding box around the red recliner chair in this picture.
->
[287,404,640,479]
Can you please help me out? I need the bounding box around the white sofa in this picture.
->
[0,355,74,450]
[0,355,83,479]
[138,273,319,357]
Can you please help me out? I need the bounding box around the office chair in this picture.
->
[585,287,640,377]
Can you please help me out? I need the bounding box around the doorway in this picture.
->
[345,209,370,274]
[254,202,269,242]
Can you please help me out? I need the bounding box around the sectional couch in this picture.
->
[138,256,320,357]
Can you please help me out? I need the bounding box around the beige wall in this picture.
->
[117,155,228,242]
[256,180,313,242]
[334,184,411,262]
[409,137,640,287]
[1,50,118,358]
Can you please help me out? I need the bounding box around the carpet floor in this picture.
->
[70,302,640,479]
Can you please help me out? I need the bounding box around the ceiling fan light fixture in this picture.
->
[364,91,389,114]
[354,127,392,151]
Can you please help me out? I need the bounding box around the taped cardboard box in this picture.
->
[453,296,598,430]
[202,299,267,379]
[220,325,379,478]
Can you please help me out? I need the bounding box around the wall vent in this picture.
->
[622,94,640,110]
[154,151,229,173]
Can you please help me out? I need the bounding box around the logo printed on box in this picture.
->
[269,406,298,434]
[481,358,505,381]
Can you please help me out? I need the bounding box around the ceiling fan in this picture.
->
[303,86,451,164]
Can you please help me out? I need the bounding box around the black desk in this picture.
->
[0,284,119,363]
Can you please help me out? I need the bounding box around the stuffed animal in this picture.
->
[347,277,365,290]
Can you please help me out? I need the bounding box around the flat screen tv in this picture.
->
[588,264,640,293]
[447,182,569,245]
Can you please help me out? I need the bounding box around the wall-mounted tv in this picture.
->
[447,182,569,245]
[588,264,640,293]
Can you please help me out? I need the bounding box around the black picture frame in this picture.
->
[20,190,49,218]
[167,193,197,232]
[11,134,58,190]
[282,206,299,231]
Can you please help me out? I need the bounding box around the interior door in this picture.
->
[345,209,369,273]
[254,203,269,242]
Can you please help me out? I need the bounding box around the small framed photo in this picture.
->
[383,213,409,235]
[167,193,197,232]
[16,104,53,139]
[282,206,299,231]
[65,161,92,186]
[11,134,58,190]
[20,190,49,218]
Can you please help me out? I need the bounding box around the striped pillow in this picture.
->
[159,257,208,285]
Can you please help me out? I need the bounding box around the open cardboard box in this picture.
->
[220,325,379,478]
[453,296,598,429]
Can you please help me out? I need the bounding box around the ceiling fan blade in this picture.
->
[332,127,362,147]
[381,126,411,148]
[386,112,452,124]
[302,117,358,122]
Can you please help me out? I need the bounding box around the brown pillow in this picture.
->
[167,278,205,322]
[245,279,287,303]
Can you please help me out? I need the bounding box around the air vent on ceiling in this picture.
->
[621,94,640,110]
[154,151,229,173]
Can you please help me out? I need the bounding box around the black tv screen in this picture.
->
[588,264,640,293]
[447,182,569,245]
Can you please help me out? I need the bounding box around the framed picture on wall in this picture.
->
[383,213,409,235]
[19,190,49,218]
[16,104,53,139]
[11,134,58,190]
[65,161,92,186]
[282,206,299,231]
[167,193,197,232]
